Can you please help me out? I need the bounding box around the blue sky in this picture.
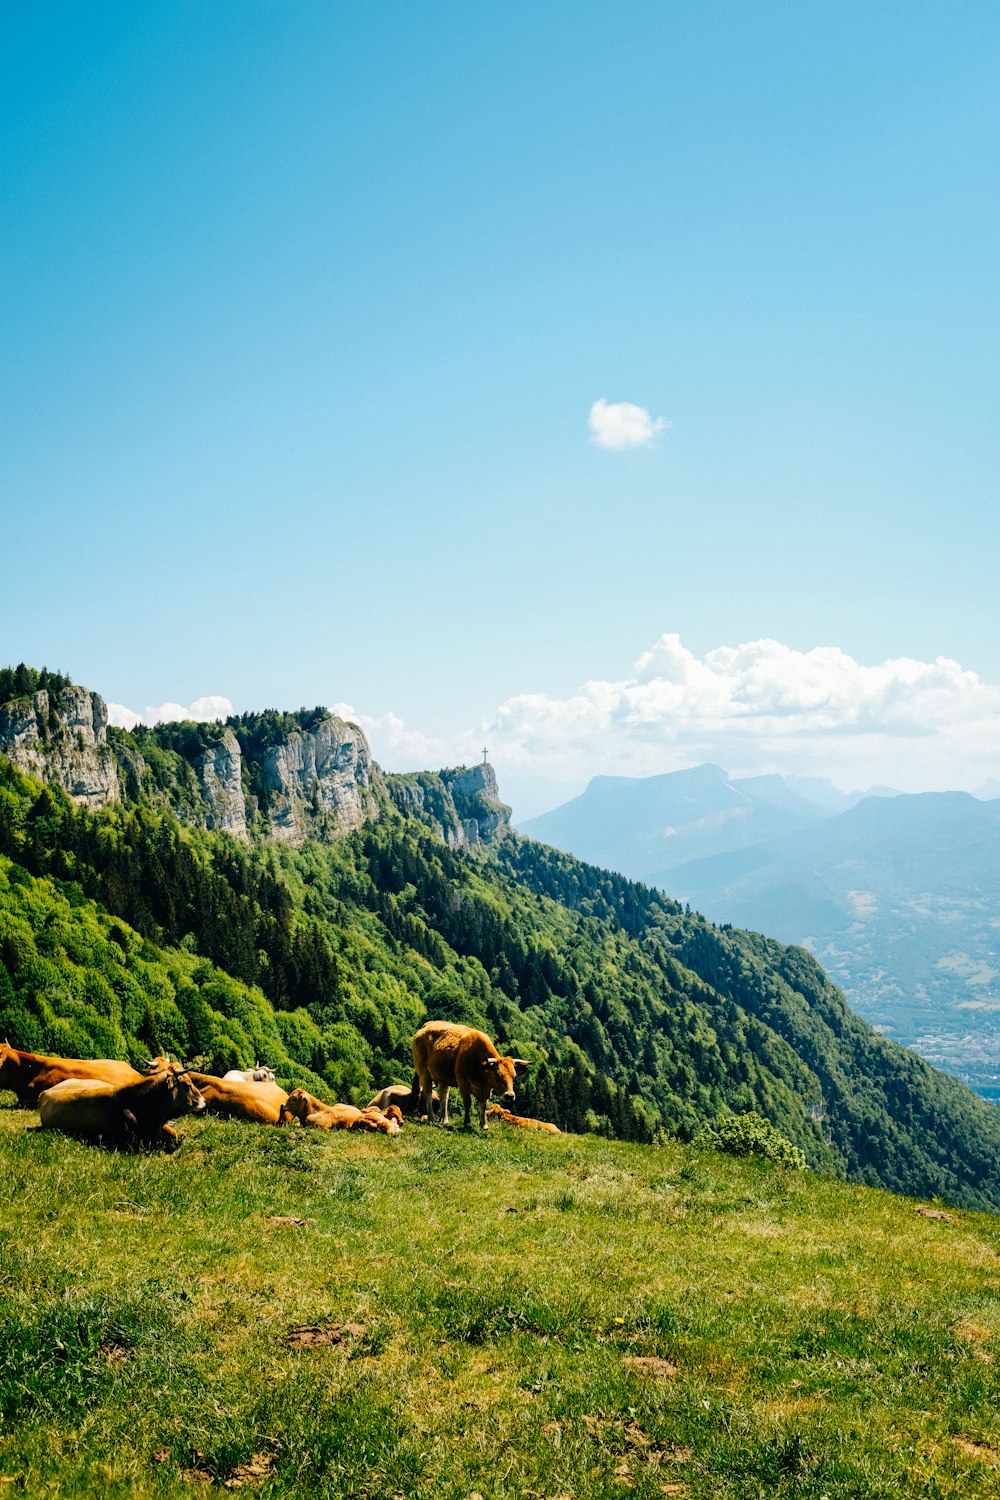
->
[2,3,998,814]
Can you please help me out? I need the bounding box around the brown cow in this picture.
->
[184,1072,289,1125]
[280,1088,401,1134]
[486,1103,560,1134]
[0,1043,142,1107]
[367,1083,439,1118]
[38,1069,206,1149]
[412,1021,530,1131]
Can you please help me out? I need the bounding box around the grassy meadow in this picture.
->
[3,1106,1000,1499]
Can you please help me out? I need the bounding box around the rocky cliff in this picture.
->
[387,762,512,850]
[0,675,511,857]
[0,686,120,809]
[258,716,377,844]
[193,730,248,838]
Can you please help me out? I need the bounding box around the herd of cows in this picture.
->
[0,1021,561,1150]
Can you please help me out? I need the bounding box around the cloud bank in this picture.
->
[588,398,667,450]
[104,637,1000,819]
[108,695,234,730]
[358,635,1000,809]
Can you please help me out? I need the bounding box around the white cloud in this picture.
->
[103,637,1000,821]
[332,703,471,771]
[588,398,667,450]
[478,635,1000,797]
[107,703,143,730]
[107,695,234,729]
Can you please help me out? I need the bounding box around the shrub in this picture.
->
[698,1110,806,1169]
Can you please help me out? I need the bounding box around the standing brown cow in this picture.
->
[411,1021,529,1131]
[0,1043,142,1106]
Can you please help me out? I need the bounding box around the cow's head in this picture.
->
[356,1109,400,1135]
[279,1087,311,1124]
[483,1054,530,1108]
[144,1054,181,1075]
[165,1069,207,1116]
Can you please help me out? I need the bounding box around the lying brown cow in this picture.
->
[0,1042,142,1107]
[184,1072,289,1125]
[367,1082,439,1118]
[280,1088,401,1135]
[486,1104,560,1134]
[412,1021,529,1131]
[38,1069,206,1149]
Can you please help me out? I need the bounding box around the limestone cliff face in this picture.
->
[387,762,511,851]
[193,730,247,838]
[0,677,513,859]
[445,763,511,848]
[260,716,377,845]
[0,686,119,808]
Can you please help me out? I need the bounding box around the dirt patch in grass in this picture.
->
[223,1451,276,1488]
[267,1215,315,1227]
[98,1340,130,1366]
[284,1320,366,1348]
[952,1436,1000,1465]
[915,1206,955,1222]
[623,1355,679,1378]
[954,1320,993,1343]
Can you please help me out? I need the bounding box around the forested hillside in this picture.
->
[4,688,1000,1210]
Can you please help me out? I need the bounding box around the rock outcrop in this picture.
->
[260,716,377,845]
[387,763,511,851]
[194,730,247,838]
[444,763,511,848]
[0,676,512,859]
[0,686,120,809]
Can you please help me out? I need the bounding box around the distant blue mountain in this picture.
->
[521,769,1000,1093]
[519,763,829,885]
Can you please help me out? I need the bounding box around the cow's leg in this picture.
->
[421,1073,438,1124]
[479,1090,490,1131]
[439,1084,451,1125]
[461,1087,474,1129]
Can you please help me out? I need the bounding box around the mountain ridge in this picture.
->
[4,668,1000,1210]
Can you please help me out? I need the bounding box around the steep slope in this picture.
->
[521,766,1000,1093]
[6,726,1000,1208]
[670,792,1000,1089]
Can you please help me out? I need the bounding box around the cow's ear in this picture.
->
[512,1058,531,1073]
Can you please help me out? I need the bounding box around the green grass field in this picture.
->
[3,1106,1000,1498]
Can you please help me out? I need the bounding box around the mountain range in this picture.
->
[5,666,1000,1210]
[521,765,1000,1092]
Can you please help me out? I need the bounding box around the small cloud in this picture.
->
[107,703,143,730]
[588,398,668,450]
[107,696,234,729]
[184,696,234,723]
